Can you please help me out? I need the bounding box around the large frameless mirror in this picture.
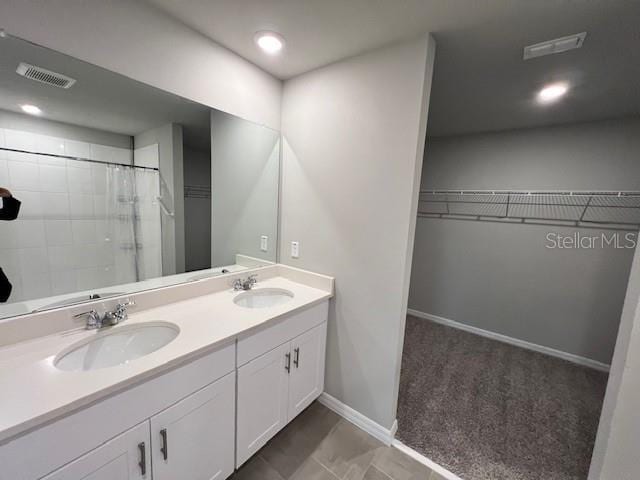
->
[0,34,280,320]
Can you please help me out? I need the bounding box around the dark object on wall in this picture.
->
[1,194,21,302]
[0,269,12,303]
[0,195,21,220]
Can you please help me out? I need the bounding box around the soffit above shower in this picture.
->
[0,35,211,150]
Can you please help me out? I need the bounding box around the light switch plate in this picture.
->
[291,241,300,258]
[260,235,268,252]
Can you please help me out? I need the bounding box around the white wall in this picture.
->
[410,118,640,364]
[135,124,185,276]
[0,0,282,130]
[280,35,436,429]
[210,110,280,266]
[589,244,640,480]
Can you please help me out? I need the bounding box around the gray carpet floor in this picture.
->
[397,316,609,480]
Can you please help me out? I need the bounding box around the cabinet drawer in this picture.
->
[237,301,328,366]
[41,422,151,480]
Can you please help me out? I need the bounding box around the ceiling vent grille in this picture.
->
[15,62,77,89]
[523,32,586,60]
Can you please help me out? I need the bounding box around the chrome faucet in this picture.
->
[74,300,136,330]
[233,274,258,291]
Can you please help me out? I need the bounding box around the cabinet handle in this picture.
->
[138,442,146,475]
[285,352,291,373]
[293,347,300,368]
[160,428,168,460]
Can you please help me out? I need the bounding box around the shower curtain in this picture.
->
[105,165,162,285]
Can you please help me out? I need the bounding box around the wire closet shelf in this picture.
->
[418,190,640,230]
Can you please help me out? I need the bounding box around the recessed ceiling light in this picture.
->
[537,82,569,104]
[20,104,42,115]
[255,31,284,55]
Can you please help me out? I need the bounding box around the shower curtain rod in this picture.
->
[0,147,160,172]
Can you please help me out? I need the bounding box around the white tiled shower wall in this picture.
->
[0,128,159,303]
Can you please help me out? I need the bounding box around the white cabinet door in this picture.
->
[288,322,327,421]
[42,422,151,480]
[150,371,235,480]
[236,342,291,467]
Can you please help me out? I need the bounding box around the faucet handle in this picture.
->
[74,310,101,329]
[113,300,135,322]
[232,278,244,291]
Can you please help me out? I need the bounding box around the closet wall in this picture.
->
[409,117,640,365]
[184,146,211,272]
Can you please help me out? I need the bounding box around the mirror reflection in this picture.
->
[0,35,279,319]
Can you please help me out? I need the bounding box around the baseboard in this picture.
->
[392,440,464,480]
[407,309,610,372]
[317,394,459,477]
[317,393,397,445]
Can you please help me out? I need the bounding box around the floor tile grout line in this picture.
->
[255,453,287,480]
[310,417,351,476]
[311,451,337,477]
[313,457,342,480]
[369,464,396,480]
[314,416,393,479]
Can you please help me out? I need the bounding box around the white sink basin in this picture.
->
[234,288,294,309]
[54,322,180,372]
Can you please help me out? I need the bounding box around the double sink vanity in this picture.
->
[0,264,333,480]
[0,31,330,480]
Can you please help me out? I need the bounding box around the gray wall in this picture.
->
[410,117,640,364]
[211,110,279,267]
[422,117,640,191]
[0,109,131,149]
[280,36,436,430]
[135,123,185,275]
[184,146,211,271]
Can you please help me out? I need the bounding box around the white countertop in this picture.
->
[0,273,332,444]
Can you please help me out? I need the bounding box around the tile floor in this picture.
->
[232,401,447,480]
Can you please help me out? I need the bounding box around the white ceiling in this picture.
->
[146,0,500,80]
[147,0,640,136]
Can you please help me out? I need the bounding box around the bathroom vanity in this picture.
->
[0,265,333,480]
[0,32,329,480]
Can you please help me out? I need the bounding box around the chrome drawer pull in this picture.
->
[160,428,168,460]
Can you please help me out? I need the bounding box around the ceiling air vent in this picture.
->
[523,32,586,60]
[15,62,76,89]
